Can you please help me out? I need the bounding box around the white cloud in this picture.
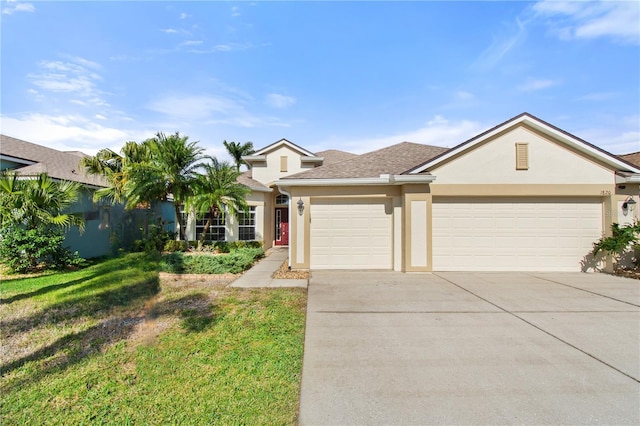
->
[577,92,618,102]
[533,1,640,44]
[455,91,475,101]
[161,28,178,34]
[231,6,241,17]
[2,0,34,15]
[179,12,190,19]
[181,40,203,46]
[317,116,485,154]
[517,78,558,92]
[0,113,148,155]
[265,93,296,109]
[27,59,105,105]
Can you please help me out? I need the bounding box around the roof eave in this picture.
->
[615,172,640,184]
[276,174,436,187]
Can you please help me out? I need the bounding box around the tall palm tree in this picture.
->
[187,158,250,244]
[80,141,150,204]
[0,171,84,231]
[223,140,255,171]
[127,132,205,240]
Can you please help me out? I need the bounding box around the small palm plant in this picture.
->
[187,158,251,245]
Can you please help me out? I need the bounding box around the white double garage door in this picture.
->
[310,197,603,271]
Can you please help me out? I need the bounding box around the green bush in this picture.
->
[161,248,264,274]
[164,240,188,252]
[592,222,640,270]
[0,226,85,273]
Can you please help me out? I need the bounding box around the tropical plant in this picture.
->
[126,132,205,240]
[80,141,151,204]
[187,158,250,244]
[0,171,85,272]
[0,171,84,231]
[592,222,640,270]
[223,140,255,171]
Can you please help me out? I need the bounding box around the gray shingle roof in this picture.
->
[237,170,269,190]
[314,149,358,165]
[0,134,108,187]
[283,142,448,179]
[619,152,640,168]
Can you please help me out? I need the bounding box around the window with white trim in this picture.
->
[196,211,226,242]
[238,206,256,241]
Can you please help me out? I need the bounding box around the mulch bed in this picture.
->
[272,260,309,280]
[612,269,640,280]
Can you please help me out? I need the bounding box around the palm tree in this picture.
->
[187,158,250,245]
[223,140,255,171]
[80,141,151,205]
[127,132,205,240]
[0,171,84,231]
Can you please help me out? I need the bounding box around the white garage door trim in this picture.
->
[432,197,603,272]
[310,198,392,269]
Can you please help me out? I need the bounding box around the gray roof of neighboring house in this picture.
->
[314,149,358,164]
[0,134,108,187]
[619,152,640,168]
[282,142,448,179]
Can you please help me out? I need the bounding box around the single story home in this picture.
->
[234,113,640,272]
[0,135,173,258]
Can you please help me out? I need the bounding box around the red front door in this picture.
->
[275,208,289,246]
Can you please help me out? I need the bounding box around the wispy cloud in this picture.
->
[27,58,107,107]
[231,6,241,17]
[517,78,559,92]
[181,40,203,46]
[160,28,178,34]
[265,93,296,109]
[533,0,640,44]
[316,115,485,154]
[474,17,528,70]
[179,12,190,20]
[147,93,292,128]
[2,0,34,15]
[577,92,618,102]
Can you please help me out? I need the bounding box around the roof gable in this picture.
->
[408,113,640,175]
[253,138,316,157]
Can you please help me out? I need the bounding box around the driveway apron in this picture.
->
[298,271,640,425]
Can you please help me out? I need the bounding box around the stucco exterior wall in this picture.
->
[250,146,314,185]
[431,126,614,185]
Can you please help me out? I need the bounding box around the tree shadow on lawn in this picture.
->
[0,274,101,305]
[1,293,221,393]
[0,276,160,337]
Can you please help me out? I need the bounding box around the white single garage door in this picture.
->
[310,198,392,269]
[432,197,603,271]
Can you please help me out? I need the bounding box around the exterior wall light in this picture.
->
[622,196,637,213]
[297,198,305,216]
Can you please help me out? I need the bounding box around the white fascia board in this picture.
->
[275,174,435,187]
[254,139,316,157]
[409,114,640,174]
[615,173,640,184]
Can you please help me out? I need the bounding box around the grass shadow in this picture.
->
[0,276,160,337]
[0,274,100,304]
[1,315,142,392]
[148,293,223,333]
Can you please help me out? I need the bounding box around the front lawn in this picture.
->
[1,253,307,425]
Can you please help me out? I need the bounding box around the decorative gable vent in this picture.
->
[515,143,529,170]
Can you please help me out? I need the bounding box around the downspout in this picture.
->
[277,185,293,269]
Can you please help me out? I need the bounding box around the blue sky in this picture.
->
[1,1,639,163]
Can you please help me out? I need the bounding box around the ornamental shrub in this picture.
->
[0,226,85,273]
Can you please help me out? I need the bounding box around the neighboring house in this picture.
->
[0,135,173,258]
[265,113,640,272]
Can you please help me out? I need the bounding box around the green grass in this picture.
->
[1,253,307,425]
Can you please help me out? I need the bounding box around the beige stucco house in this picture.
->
[189,112,640,272]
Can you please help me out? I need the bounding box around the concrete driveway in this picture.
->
[298,271,640,425]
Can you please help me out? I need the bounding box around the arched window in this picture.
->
[275,194,289,205]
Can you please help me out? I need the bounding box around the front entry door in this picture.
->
[275,208,289,246]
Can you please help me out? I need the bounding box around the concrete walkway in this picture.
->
[230,247,307,288]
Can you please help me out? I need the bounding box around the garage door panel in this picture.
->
[311,199,392,270]
[433,197,602,271]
